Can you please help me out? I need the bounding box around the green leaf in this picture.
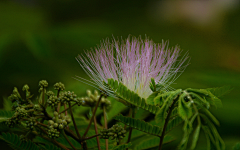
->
[178,93,192,120]
[43,144,62,150]
[150,78,156,92]
[190,122,201,150]
[155,89,182,126]
[153,91,171,107]
[134,136,174,150]
[166,116,183,134]
[3,97,12,111]
[146,92,159,105]
[114,114,162,136]
[186,88,223,108]
[0,132,40,150]
[106,79,160,114]
[206,86,233,97]
[200,114,225,150]
[0,110,14,123]
[200,108,220,126]
[233,142,240,150]
[113,143,132,150]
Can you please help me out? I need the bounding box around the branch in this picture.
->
[103,106,108,150]
[158,95,179,150]
[83,95,103,138]
[92,108,101,150]
[68,102,82,139]
[126,106,135,150]
[61,130,77,150]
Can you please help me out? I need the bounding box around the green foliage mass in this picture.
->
[0,79,231,150]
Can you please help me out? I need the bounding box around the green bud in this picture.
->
[53,123,58,128]
[59,124,63,129]
[22,84,29,91]
[39,80,48,88]
[54,111,58,116]
[57,119,63,124]
[48,120,54,125]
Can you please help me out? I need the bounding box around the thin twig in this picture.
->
[103,106,108,150]
[83,95,103,138]
[83,134,100,140]
[64,128,80,142]
[69,102,82,139]
[126,106,135,150]
[61,130,77,150]
[158,96,179,150]
[37,125,69,150]
[59,103,78,114]
[92,108,101,150]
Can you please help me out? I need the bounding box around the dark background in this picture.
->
[0,0,240,149]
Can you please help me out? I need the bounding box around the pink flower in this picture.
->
[76,35,189,99]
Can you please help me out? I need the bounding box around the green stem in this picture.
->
[83,95,103,138]
[68,102,82,139]
[92,108,101,150]
[61,130,77,150]
[158,96,179,150]
[56,89,60,112]
[42,88,45,106]
[103,106,108,150]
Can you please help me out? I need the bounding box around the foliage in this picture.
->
[0,132,40,150]
[0,78,230,150]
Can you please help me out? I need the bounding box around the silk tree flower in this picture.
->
[76,35,189,99]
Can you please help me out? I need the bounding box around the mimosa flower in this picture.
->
[76,35,189,99]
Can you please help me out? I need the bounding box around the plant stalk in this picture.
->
[92,108,101,150]
[83,95,103,138]
[126,106,135,150]
[158,96,179,150]
[103,106,108,150]
[59,103,77,114]
[83,134,100,140]
[68,102,82,139]
[61,130,77,150]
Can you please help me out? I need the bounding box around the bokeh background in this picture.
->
[0,0,240,149]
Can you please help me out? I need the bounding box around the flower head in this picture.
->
[76,35,189,99]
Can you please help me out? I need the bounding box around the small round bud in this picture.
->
[54,111,58,116]
[59,124,63,129]
[22,84,29,91]
[39,80,48,88]
[48,120,54,125]
[53,123,58,128]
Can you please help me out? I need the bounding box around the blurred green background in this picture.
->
[0,0,240,149]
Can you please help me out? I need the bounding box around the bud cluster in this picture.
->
[47,112,71,138]
[39,80,48,92]
[5,117,19,128]
[33,104,42,111]
[48,128,60,139]
[15,107,28,119]
[80,90,111,108]
[61,91,77,104]
[54,82,65,91]
[26,117,37,130]
[46,91,55,97]
[47,95,60,108]
[100,124,126,141]
[8,87,21,103]
[48,111,71,130]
